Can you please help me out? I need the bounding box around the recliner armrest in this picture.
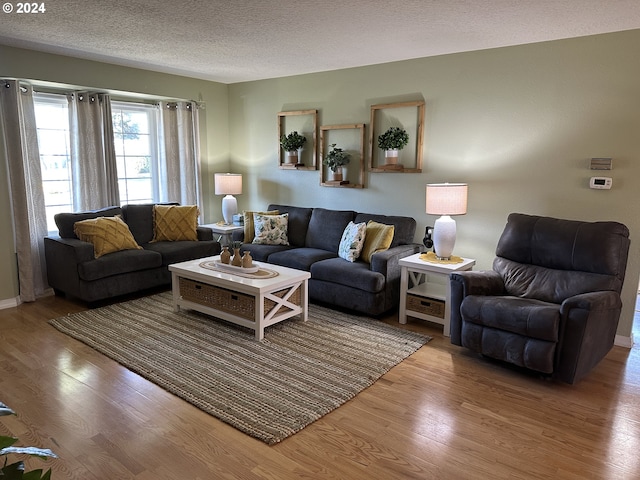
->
[561,290,622,313]
[450,270,505,297]
[449,270,505,346]
[556,290,622,383]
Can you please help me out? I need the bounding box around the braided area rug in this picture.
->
[49,292,429,445]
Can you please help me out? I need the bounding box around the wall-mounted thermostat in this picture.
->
[590,177,612,189]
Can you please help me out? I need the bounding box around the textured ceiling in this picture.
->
[1,0,640,84]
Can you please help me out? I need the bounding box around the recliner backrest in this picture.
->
[493,213,630,303]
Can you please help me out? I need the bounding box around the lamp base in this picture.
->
[432,215,457,260]
[221,195,238,225]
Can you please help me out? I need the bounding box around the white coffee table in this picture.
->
[169,256,310,340]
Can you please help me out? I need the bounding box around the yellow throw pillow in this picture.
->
[152,205,199,242]
[74,216,142,258]
[361,220,395,263]
[243,210,279,243]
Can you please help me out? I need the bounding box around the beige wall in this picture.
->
[1,30,639,340]
[228,30,640,340]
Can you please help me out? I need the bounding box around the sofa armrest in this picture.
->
[44,236,95,295]
[555,290,622,383]
[369,244,422,276]
[197,226,214,241]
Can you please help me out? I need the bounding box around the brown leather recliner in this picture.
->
[450,213,630,384]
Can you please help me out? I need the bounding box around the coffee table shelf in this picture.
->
[169,256,310,340]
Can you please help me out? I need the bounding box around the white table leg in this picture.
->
[171,272,180,312]
[399,266,408,324]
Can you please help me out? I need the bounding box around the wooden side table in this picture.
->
[399,252,475,336]
[200,223,244,246]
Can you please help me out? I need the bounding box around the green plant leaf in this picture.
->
[1,460,26,479]
[23,468,53,480]
[0,436,19,450]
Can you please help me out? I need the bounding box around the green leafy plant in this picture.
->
[280,131,307,151]
[230,240,243,250]
[322,144,351,172]
[1,402,57,480]
[377,127,409,150]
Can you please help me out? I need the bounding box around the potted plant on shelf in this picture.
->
[280,131,307,165]
[377,126,409,168]
[323,143,351,182]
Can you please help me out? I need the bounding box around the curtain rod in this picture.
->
[2,77,205,109]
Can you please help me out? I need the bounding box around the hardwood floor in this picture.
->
[1,292,639,479]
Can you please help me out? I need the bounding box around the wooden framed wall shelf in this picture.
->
[368,100,425,173]
[319,124,365,188]
[277,109,317,170]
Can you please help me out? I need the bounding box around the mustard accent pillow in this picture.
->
[152,205,199,242]
[243,210,279,243]
[361,220,395,263]
[74,216,142,258]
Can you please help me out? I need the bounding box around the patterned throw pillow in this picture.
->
[243,209,279,243]
[252,213,290,245]
[74,215,142,258]
[360,220,395,263]
[152,205,199,242]
[338,221,367,262]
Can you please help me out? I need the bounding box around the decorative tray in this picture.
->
[213,260,260,274]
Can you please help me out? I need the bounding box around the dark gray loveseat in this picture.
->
[44,203,220,304]
[234,204,421,315]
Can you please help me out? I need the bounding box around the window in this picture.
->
[33,92,72,233]
[33,95,162,231]
[111,102,160,204]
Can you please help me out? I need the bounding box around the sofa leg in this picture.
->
[53,288,66,297]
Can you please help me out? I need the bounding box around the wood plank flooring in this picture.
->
[1,292,638,479]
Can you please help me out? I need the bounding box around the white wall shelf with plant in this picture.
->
[319,123,365,188]
[277,109,318,170]
[368,100,425,173]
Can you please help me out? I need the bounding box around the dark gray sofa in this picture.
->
[44,203,220,304]
[234,204,421,315]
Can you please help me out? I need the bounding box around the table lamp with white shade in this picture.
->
[214,173,242,225]
[425,183,468,260]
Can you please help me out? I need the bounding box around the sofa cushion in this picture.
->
[306,208,355,253]
[267,205,314,247]
[461,295,560,342]
[360,220,395,263]
[77,248,162,282]
[267,247,337,271]
[252,213,290,245]
[152,205,199,242]
[122,202,178,244]
[143,240,219,266]
[55,206,122,239]
[74,215,142,258]
[354,212,416,247]
[338,221,367,262]
[311,257,385,293]
[243,210,279,243]
[241,244,292,262]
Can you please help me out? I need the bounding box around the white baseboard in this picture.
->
[0,296,20,310]
[615,333,634,349]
